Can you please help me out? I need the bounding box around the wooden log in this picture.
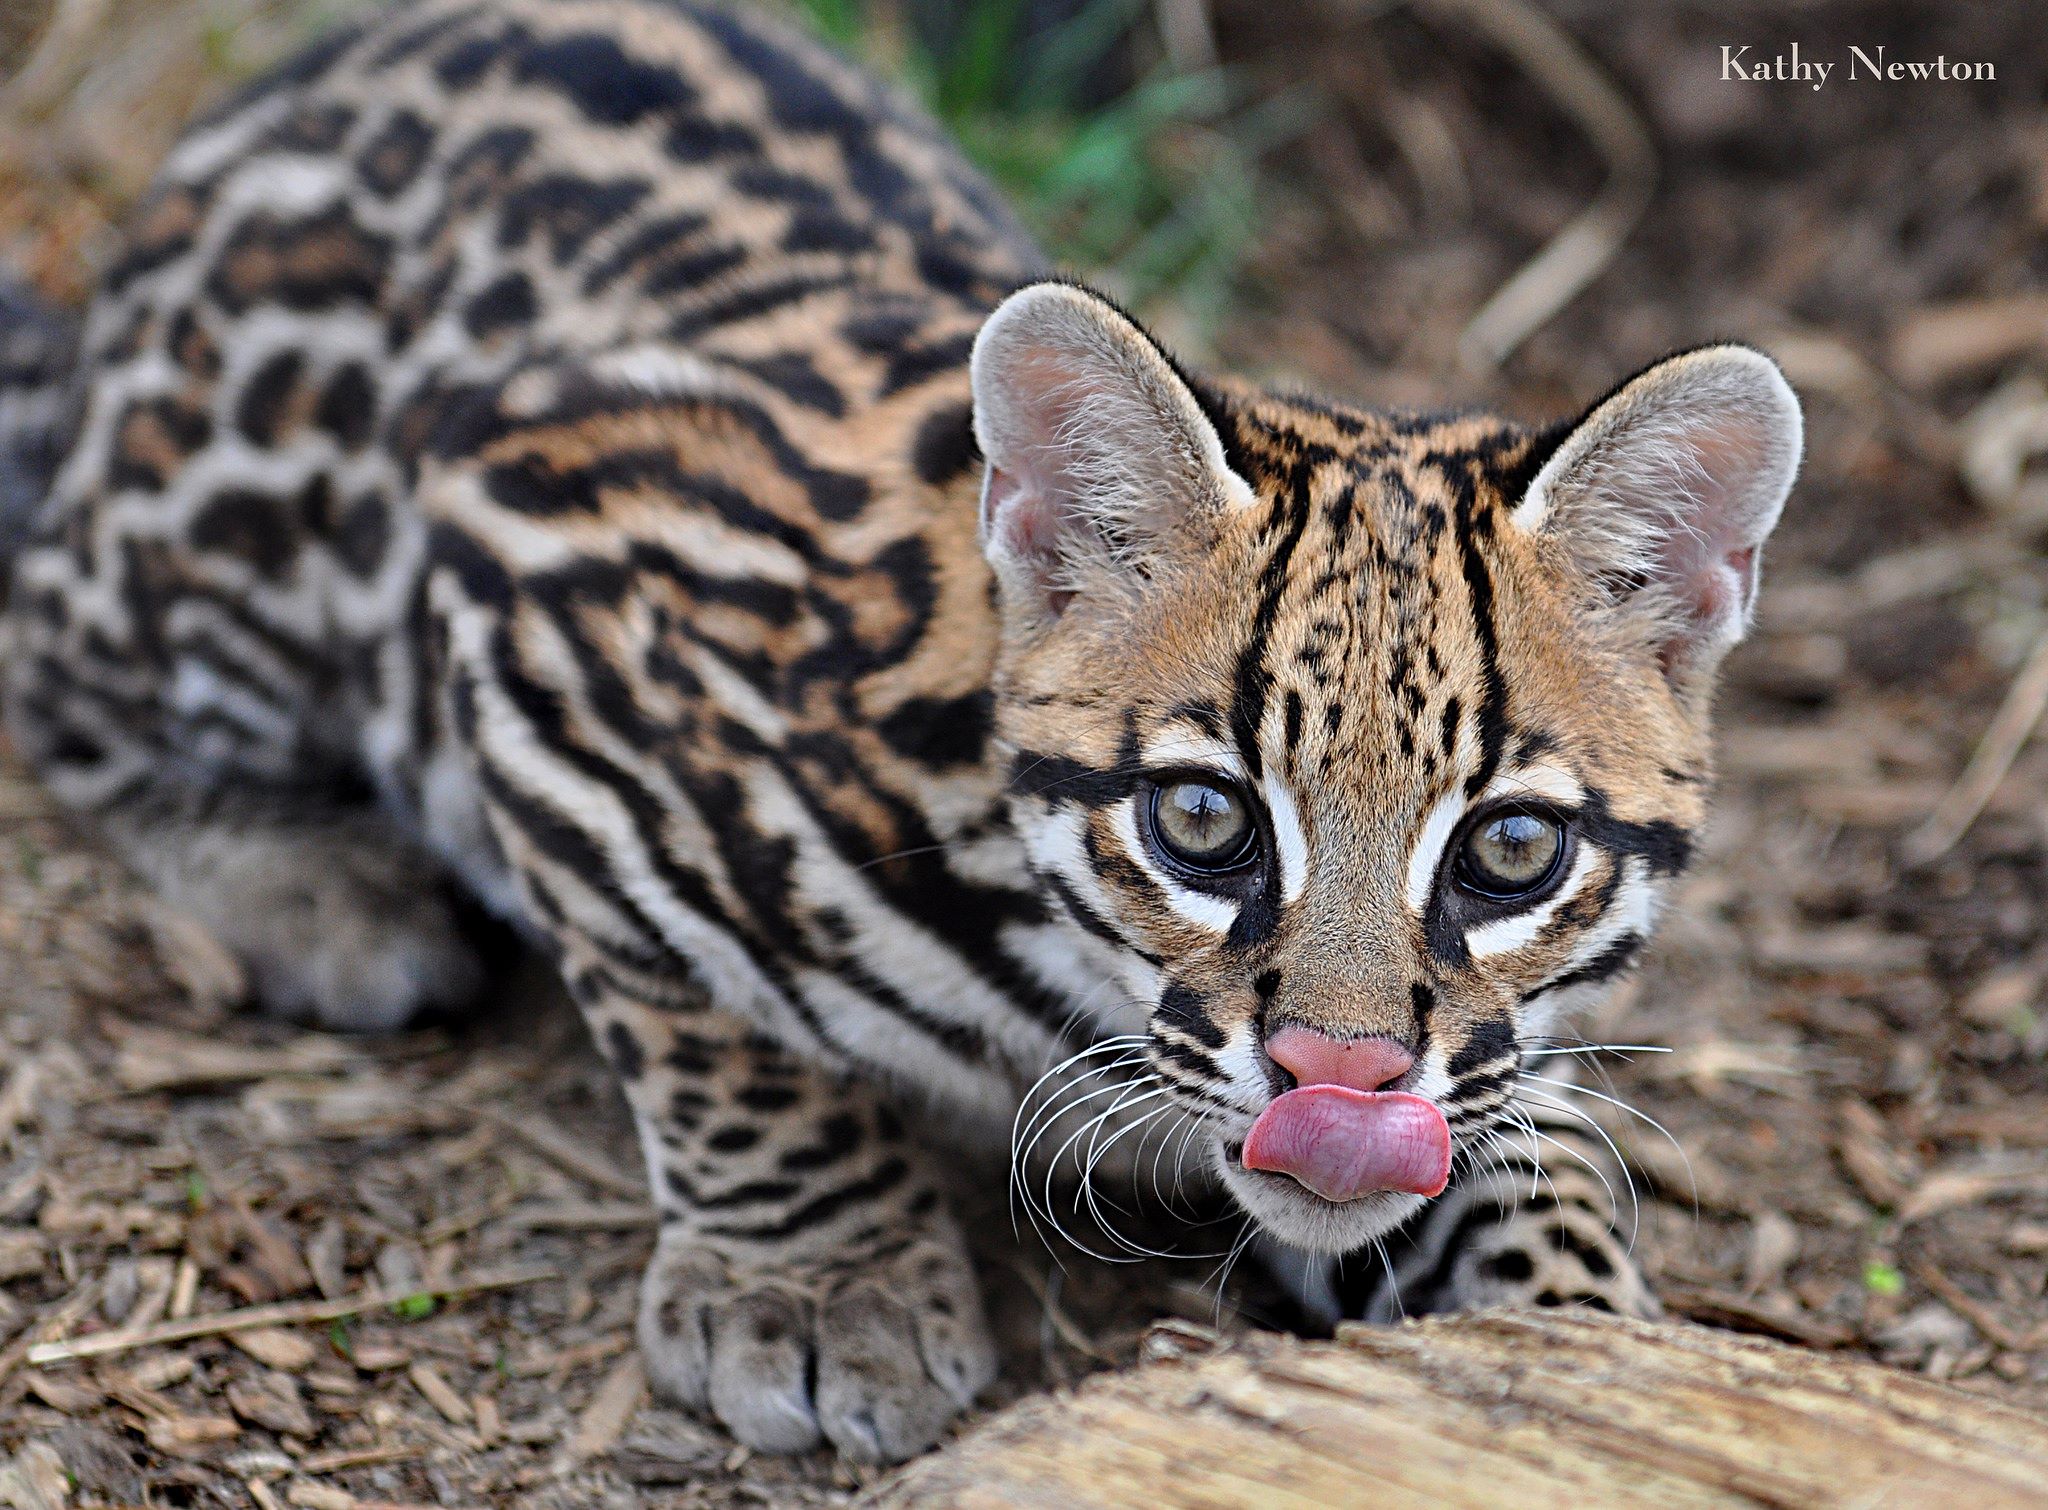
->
[875,1310,2048,1508]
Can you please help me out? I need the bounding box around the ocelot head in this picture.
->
[971,280,1800,1254]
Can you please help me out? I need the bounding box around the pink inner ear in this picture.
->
[983,464,1078,616]
[1647,415,1778,649]
[984,463,1076,566]
[1530,346,1798,680]
[981,352,1096,542]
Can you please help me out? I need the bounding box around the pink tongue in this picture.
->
[1241,1087,1452,1201]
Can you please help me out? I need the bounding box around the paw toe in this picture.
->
[707,1286,823,1455]
[636,1258,714,1411]
[636,1231,993,1464]
[816,1286,957,1463]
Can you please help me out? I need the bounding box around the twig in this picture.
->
[474,1105,645,1200]
[1385,94,1471,226]
[553,1354,647,1472]
[1657,1280,1856,1350]
[1155,0,1219,73]
[0,0,109,117]
[1010,1258,1113,1363]
[296,1445,426,1475]
[502,1198,654,1233]
[0,1273,102,1382]
[26,1265,557,1367]
[1903,627,2048,865]
[1909,1261,2037,1353]
[1409,0,1657,369]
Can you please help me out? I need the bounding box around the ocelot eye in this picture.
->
[1147,778,1257,874]
[1454,807,1567,900]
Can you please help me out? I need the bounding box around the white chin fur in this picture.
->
[1212,1139,1428,1255]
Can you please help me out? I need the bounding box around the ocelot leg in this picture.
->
[100,790,483,1031]
[4,577,482,1031]
[562,946,998,1464]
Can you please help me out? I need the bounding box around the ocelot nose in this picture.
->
[1263,1025,1415,1094]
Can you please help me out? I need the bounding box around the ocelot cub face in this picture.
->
[972,282,1801,1253]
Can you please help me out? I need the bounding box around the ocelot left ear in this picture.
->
[1511,344,1802,694]
[969,280,1257,627]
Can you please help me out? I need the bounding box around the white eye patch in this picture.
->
[1262,769,1308,905]
[1115,795,1240,934]
[1463,844,1600,959]
[1140,724,1248,781]
[1404,763,1589,922]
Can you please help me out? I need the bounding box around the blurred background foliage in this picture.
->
[784,0,1314,327]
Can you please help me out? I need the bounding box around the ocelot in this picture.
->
[0,0,1800,1463]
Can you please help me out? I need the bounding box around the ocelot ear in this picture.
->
[969,280,1256,624]
[1511,344,1802,692]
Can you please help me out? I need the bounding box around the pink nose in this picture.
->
[1264,1026,1415,1094]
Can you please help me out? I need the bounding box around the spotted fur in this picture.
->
[0,0,1798,1463]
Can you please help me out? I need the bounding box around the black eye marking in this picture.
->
[1156,981,1225,1049]
[1447,1017,1518,1078]
[1144,775,1259,876]
[1452,804,1569,902]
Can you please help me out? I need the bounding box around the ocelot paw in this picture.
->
[119,810,483,1031]
[1437,1200,1661,1319]
[636,1224,997,1463]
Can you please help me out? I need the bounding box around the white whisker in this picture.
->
[1516,1069,1695,1210]
[1505,1103,1622,1228]
[1512,1083,1642,1247]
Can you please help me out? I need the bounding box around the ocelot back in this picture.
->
[0,0,1800,1463]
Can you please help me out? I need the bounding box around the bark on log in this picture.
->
[874,1309,2048,1508]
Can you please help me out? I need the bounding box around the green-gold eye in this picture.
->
[1147,779,1257,874]
[1455,808,1567,899]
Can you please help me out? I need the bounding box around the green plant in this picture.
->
[786,0,1309,324]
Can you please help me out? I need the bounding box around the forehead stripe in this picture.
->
[1448,486,1511,798]
[1227,486,1312,781]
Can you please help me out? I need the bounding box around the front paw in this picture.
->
[636,1226,997,1463]
[1439,1203,1662,1319]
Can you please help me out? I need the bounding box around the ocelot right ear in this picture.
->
[968,280,1256,626]
[1510,344,1803,698]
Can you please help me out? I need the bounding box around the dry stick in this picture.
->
[25,1265,557,1367]
[1903,626,2048,865]
[1155,0,1219,73]
[0,0,109,116]
[472,1105,645,1200]
[1909,1260,2037,1354]
[1407,0,1657,370]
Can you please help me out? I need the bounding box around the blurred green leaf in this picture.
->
[784,0,1307,322]
[797,0,865,49]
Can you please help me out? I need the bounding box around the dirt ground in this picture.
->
[1,0,2046,1505]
